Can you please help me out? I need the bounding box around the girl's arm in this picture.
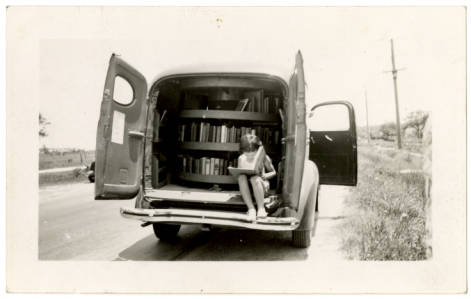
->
[262,155,276,180]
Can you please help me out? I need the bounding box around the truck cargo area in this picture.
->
[142,74,289,215]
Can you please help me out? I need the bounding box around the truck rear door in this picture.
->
[308,101,357,186]
[283,51,307,209]
[95,54,148,199]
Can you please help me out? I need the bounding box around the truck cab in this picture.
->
[95,51,357,248]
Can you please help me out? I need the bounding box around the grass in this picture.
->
[39,168,89,186]
[338,143,429,260]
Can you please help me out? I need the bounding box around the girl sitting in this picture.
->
[237,134,276,220]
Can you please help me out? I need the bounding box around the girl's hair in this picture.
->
[240,134,261,153]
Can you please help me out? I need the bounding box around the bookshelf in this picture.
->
[180,142,240,152]
[151,110,169,188]
[177,111,281,185]
[180,110,279,122]
[178,173,237,184]
[162,89,284,186]
[179,142,277,153]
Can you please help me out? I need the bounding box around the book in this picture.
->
[216,126,221,143]
[211,125,217,142]
[182,156,187,173]
[235,98,249,111]
[205,158,211,175]
[221,125,227,143]
[210,158,215,175]
[195,159,199,174]
[190,122,197,142]
[228,146,266,177]
[199,122,205,142]
[205,123,210,142]
[214,158,220,175]
[188,156,193,173]
[208,125,213,142]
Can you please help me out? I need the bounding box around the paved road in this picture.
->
[39,183,350,261]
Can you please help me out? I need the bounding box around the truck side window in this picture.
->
[113,75,134,105]
[308,104,350,132]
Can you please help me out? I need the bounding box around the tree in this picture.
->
[379,122,397,141]
[39,113,50,137]
[402,111,429,139]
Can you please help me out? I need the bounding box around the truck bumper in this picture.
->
[120,207,299,231]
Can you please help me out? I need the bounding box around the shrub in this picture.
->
[339,145,428,260]
[39,168,88,186]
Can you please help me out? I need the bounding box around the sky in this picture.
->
[37,6,465,150]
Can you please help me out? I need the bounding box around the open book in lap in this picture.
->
[228,146,266,177]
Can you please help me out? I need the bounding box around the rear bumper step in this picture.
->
[120,207,299,231]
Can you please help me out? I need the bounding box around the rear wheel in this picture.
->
[292,230,311,248]
[292,184,319,248]
[152,223,181,241]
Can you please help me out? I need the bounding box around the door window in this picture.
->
[113,75,134,105]
[308,104,350,131]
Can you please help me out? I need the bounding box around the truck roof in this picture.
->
[148,63,292,87]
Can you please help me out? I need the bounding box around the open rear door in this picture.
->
[95,54,148,199]
[282,51,307,209]
[308,101,357,186]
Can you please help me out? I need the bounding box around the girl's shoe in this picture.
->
[257,209,267,218]
[247,209,256,221]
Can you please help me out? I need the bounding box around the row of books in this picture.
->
[177,156,238,176]
[178,122,281,145]
[245,95,282,114]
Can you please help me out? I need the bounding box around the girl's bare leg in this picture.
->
[250,176,267,218]
[238,175,256,220]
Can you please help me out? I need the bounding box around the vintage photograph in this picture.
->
[6,5,466,293]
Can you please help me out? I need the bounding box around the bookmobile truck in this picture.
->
[95,51,357,248]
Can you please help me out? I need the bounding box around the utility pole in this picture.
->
[364,89,370,144]
[389,39,402,149]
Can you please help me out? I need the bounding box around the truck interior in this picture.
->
[143,74,289,215]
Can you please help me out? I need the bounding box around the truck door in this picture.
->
[95,54,148,199]
[283,51,307,209]
[308,101,357,186]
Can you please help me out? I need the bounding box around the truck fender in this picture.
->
[134,186,151,209]
[295,160,319,231]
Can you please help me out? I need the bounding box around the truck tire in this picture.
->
[292,230,311,248]
[292,183,319,248]
[153,223,181,241]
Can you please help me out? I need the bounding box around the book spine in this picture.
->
[188,156,193,174]
[221,125,227,143]
[211,125,216,142]
[201,157,206,175]
[234,126,237,143]
[205,123,210,142]
[210,158,215,175]
[214,158,219,176]
[183,156,187,174]
[199,122,204,142]
[205,158,211,175]
[216,126,221,143]
[208,125,213,143]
